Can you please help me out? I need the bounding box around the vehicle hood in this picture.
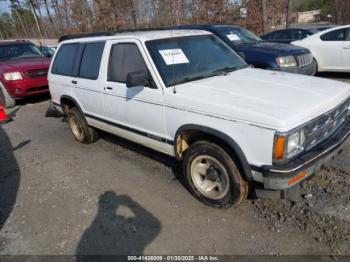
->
[0,57,50,73]
[234,41,309,57]
[166,68,350,131]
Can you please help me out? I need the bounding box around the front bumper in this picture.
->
[251,118,350,190]
[271,60,317,76]
[4,77,49,98]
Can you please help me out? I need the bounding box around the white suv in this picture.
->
[48,30,350,208]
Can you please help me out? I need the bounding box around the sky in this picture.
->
[0,1,10,14]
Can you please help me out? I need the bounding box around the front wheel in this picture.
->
[182,141,248,208]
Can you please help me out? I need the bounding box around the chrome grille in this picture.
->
[27,68,48,79]
[296,53,313,67]
[305,98,350,150]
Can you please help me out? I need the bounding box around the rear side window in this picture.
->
[261,32,274,40]
[292,30,306,40]
[107,43,147,83]
[52,44,79,76]
[274,30,292,40]
[79,42,105,79]
[320,29,346,41]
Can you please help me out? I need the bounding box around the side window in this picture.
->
[346,29,350,41]
[79,42,105,79]
[275,30,292,40]
[52,43,79,76]
[293,30,304,40]
[320,29,346,41]
[265,32,275,40]
[108,43,148,83]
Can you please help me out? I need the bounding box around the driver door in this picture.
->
[102,39,170,154]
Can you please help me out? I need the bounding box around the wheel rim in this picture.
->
[190,155,230,200]
[69,116,84,141]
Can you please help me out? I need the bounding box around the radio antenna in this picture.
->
[170,1,177,94]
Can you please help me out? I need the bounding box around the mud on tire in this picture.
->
[67,107,99,144]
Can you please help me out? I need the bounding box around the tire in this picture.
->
[182,141,248,208]
[67,107,99,144]
[313,58,318,75]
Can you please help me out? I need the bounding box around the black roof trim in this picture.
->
[58,32,113,43]
[58,28,179,43]
[58,25,240,43]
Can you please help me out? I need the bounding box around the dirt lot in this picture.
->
[0,73,350,256]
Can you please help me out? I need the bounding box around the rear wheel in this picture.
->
[183,141,248,208]
[67,107,98,144]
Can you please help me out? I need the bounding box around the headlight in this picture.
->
[4,72,23,81]
[273,129,305,162]
[276,56,297,68]
[287,130,305,158]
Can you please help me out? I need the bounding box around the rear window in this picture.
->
[52,44,79,76]
[79,42,105,79]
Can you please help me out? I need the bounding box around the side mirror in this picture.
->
[126,70,147,88]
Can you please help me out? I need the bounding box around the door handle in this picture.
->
[106,87,113,90]
[71,80,77,84]
[344,46,350,49]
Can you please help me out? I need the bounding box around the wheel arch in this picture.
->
[174,124,253,181]
[60,95,84,115]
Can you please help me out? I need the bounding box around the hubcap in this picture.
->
[69,116,84,141]
[190,155,230,200]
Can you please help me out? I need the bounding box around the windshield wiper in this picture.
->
[212,65,248,75]
[171,75,210,86]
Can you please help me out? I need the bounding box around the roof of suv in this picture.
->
[0,40,32,46]
[61,29,211,44]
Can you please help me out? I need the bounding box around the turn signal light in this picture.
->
[288,171,307,186]
[273,136,286,160]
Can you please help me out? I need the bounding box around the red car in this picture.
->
[0,40,51,99]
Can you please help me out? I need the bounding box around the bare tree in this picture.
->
[261,0,267,33]
[286,0,291,28]
[9,0,28,37]
[43,0,57,35]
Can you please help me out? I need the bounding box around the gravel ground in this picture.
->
[0,74,350,256]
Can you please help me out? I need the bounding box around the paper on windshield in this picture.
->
[159,49,189,65]
[226,34,240,41]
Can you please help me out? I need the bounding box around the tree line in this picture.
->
[0,0,349,40]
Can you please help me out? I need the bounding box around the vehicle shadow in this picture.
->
[100,132,255,199]
[100,132,181,179]
[0,126,23,231]
[76,191,161,257]
[15,93,51,106]
[316,72,350,80]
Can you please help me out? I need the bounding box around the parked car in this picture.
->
[176,24,316,75]
[39,45,56,57]
[292,25,350,72]
[0,40,51,99]
[48,30,350,208]
[261,25,336,43]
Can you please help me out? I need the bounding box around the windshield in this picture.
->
[218,27,262,43]
[0,43,43,61]
[146,35,247,87]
